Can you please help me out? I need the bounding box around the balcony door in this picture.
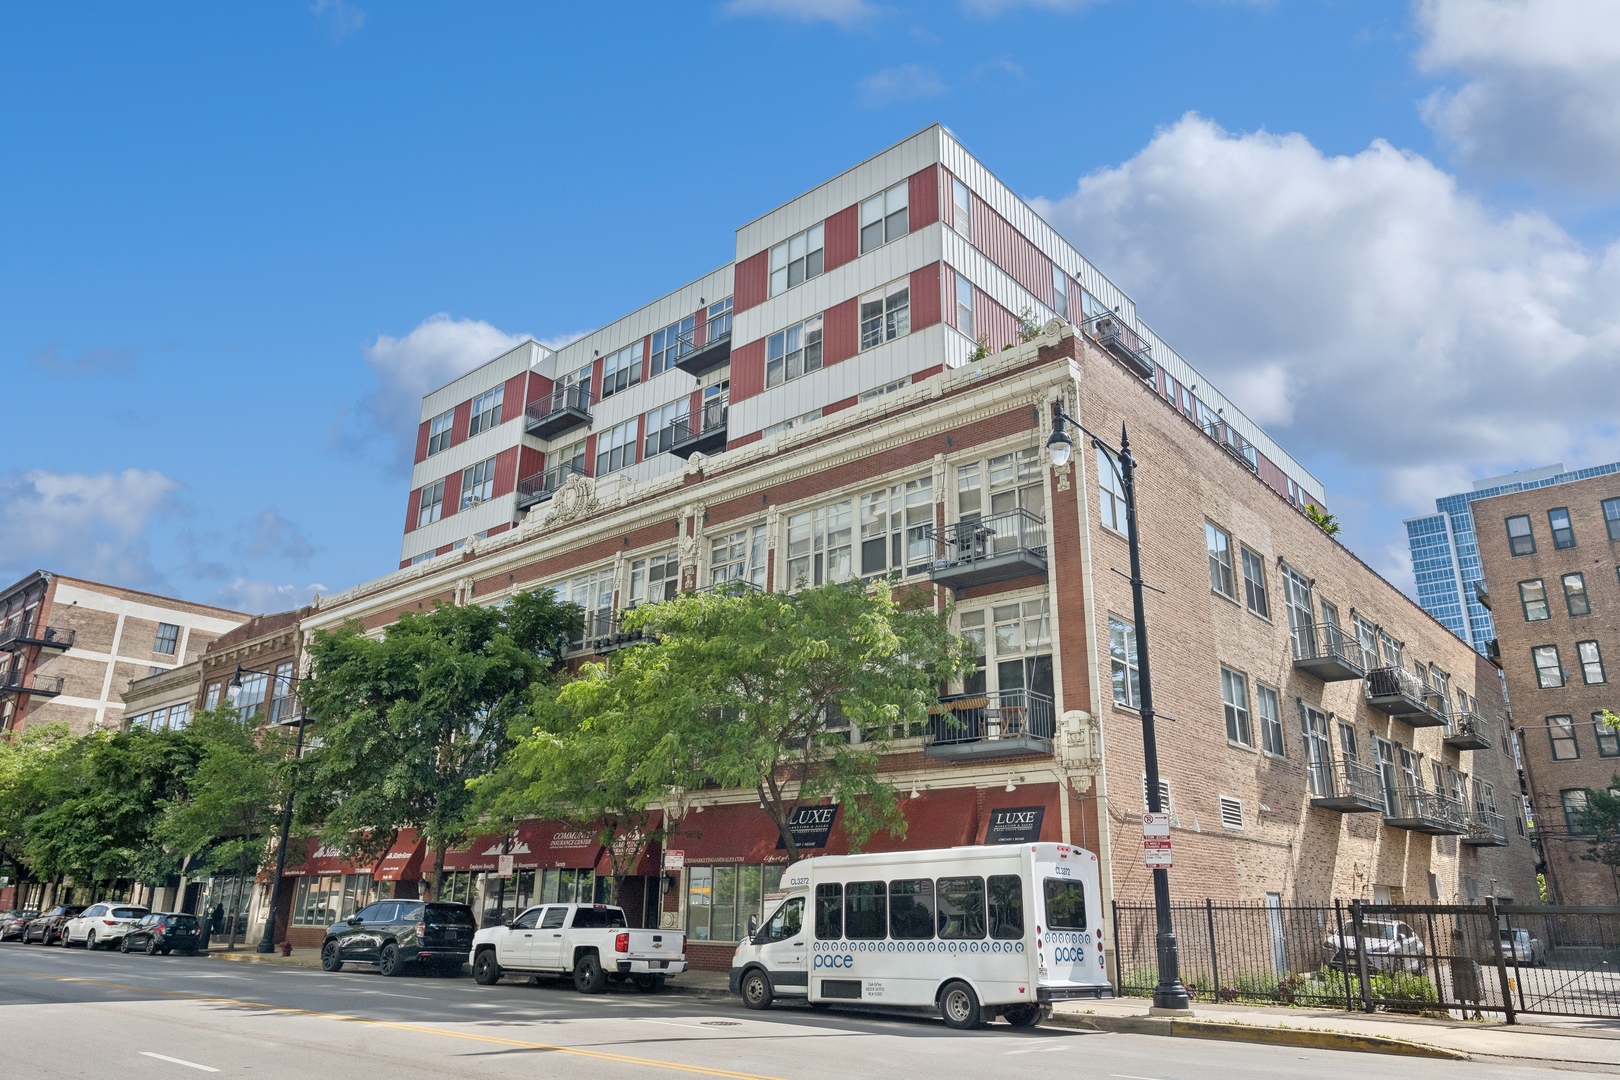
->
[956,450,1044,557]
[1373,737,1400,814]
[1281,565,1313,659]
[958,598,1052,702]
[1301,703,1331,796]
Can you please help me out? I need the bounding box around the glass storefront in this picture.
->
[685,864,784,942]
[291,873,385,927]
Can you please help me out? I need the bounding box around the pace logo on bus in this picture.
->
[813,953,854,969]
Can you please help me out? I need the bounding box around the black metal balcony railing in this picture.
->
[1385,786,1468,835]
[669,400,728,460]
[0,670,64,697]
[1443,710,1494,751]
[674,320,733,378]
[926,689,1055,759]
[524,383,593,440]
[1290,623,1369,682]
[1363,666,1447,726]
[0,623,75,653]
[925,508,1048,593]
[693,578,763,597]
[516,461,587,510]
[1306,758,1386,813]
[1463,809,1509,846]
[580,608,649,655]
[1083,312,1155,379]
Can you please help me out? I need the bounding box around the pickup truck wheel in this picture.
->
[632,975,665,993]
[939,980,982,1030]
[573,954,607,995]
[320,940,343,972]
[1002,1005,1041,1028]
[473,949,502,985]
[740,968,772,1010]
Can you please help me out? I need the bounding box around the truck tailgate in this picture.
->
[624,930,684,960]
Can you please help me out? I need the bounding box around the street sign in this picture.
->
[497,854,515,877]
[1143,838,1173,869]
[663,850,685,871]
[1141,812,1170,838]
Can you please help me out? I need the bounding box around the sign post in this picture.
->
[662,850,685,872]
[1142,812,1172,869]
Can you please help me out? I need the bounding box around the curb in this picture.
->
[1051,1012,1469,1060]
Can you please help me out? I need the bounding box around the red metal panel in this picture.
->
[404,486,420,534]
[727,429,763,451]
[517,445,545,481]
[440,469,460,520]
[453,400,473,444]
[913,363,944,384]
[970,192,1054,309]
[492,446,519,497]
[435,543,456,556]
[583,433,598,475]
[413,420,431,464]
[822,298,859,366]
[485,522,511,538]
[501,373,526,425]
[526,371,553,409]
[734,251,769,313]
[588,358,604,404]
[907,166,939,232]
[641,334,654,381]
[973,285,1019,353]
[823,394,858,416]
[909,262,942,331]
[823,204,858,272]
[729,337,765,402]
[398,558,412,570]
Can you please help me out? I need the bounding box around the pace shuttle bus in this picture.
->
[727,843,1110,1029]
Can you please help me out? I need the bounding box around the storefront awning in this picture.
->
[594,812,664,878]
[372,830,426,882]
[975,782,1062,845]
[843,786,981,853]
[667,802,794,864]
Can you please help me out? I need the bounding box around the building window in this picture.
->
[1578,640,1606,684]
[686,864,785,943]
[602,341,645,395]
[549,569,614,647]
[769,224,825,296]
[595,420,637,476]
[1257,683,1284,757]
[1604,497,1620,541]
[1548,507,1576,549]
[268,662,296,724]
[643,401,684,458]
[1206,523,1236,600]
[1354,614,1378,665]
[1594,713,1620,757]
[427,409,454,456]
[1241,547,1269,618]
[706,297,733,342]
[292,873,380,928]
[153,623,180,656]
[628,551,679,606]
[234,671,268,720]
[860,181,908,253]
[1221,667,1252,747]
[858,476,933,577]
[955,274,975,338]
[468,386,503,436]
[168,703,190,730]
[1219,797,1243,830]
[205,683,221,711]
[1549,715,1580,759]
[859,376,910,402]
[1533,644,1564,688]
[1095,447,1125,533]
[554,439,586,476]
[1563,573,1591,616]
[1506,514,1535,556]
[1052,265,1068,320]
[766,315,823,388]
[951,176,971,239]
[786,500,854,589]
[859,282,910,350]
[417,479,445,528]
[1520,580,1550,621]
[1562,788,1591,835]
[460,457,496,510]
[710,524,767,587]
[1301,703,1332,796]
[1109,615,1139,708]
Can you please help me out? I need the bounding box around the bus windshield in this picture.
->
[1042,878,1087,931]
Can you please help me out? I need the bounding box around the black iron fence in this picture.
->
[1112,899,1620,1021]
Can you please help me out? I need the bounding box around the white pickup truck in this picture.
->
[469,902,685,993]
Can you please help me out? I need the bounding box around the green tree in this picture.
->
[298,589,579,900]
[0,724,77,895]
[1577,773,1620,896]
[1304,503,1342,537]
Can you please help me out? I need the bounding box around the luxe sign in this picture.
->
[985,806,1045,845]
[776,804,839,850]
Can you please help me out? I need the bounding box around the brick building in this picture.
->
[1475,472,1620,904]
[304,128,1534,969]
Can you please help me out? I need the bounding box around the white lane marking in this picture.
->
[1112,1074,1177,1080]
[140,1052,220,1073]
[631,1018,720,1030]
[1007,1044,1075,1054]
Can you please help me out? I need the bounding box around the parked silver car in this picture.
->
[1501,927,1547,966]
[1323,919,1426,973]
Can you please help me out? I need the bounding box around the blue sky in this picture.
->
[4,1,1618,611]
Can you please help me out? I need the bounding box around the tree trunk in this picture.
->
[429,845,447,903]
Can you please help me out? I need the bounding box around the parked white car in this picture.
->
[470,903,685,993]
[1502,927,1548,966]
[62,903,149,950]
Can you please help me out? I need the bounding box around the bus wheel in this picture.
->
[1003,1005,1041,1028]
[939,980,982,1030]
[741,969,773,1010]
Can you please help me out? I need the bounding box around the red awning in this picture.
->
[975,781,1063,845]
[666,803,790,864]
[526,820,604,869]
[850,787,981,853]
[594,812,665,878]
[372,830,426,882]
[438,833,505,874]
[282,837,368,878]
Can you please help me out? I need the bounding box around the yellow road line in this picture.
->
[0,966,785,1080]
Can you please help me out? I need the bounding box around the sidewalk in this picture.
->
[1052,994,1620,1064]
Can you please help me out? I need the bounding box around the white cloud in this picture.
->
[210,578,328,614]
[242,509,317,567]
[311,0,368,42]
[0,469,179,588]
[32,343,136,377]
[1416,0,1620,191]
[724,0,876,26]
[962,0,1101,13]
[856,64,946,107]
[1032,113,1620,542]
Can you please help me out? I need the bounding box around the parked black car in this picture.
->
[121,912,202,956]
[320,900,475,977]
[24,905,87,945]
[0,911,38,942]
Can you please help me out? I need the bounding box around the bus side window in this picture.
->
[937,876,986,940]
[815,883,843,939]
[987,875,1023,939]
[845,881,887,939]
[889,879,934,939]
[1042,878,1087,931]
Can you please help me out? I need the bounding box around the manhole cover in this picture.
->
[701,1021,740,1027]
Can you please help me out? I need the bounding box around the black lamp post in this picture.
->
[1047,402,1191,1012]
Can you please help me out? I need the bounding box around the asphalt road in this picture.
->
[0,942,1610,1080]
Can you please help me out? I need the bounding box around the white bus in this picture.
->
[727,843,1110,1029]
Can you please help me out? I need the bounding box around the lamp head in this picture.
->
[226,665,244,705]
[1047,406,1073,468]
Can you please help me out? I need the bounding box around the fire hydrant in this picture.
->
[279,940,292,957]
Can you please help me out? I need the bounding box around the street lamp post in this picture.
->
[1047,403,1191,1012]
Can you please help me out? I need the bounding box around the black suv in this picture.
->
[24,905,86,945]
[122,912,202,956]
[321,900,475,977]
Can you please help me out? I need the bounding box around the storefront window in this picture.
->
[291,873,378,927]
[686,863,783,943]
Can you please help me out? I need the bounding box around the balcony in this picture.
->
[581,609,648,655]
[1084,313,1155,380]
[1290,623,1369,682]
[674,322,732,379]
[1384,786,1468,835]
[669,400,728,460]
[1306,759,1387,813]
[1363,666,1448,726]
[691,579,762,597]
[0,670,64,698]
[925,689,1055,761]
[925,508,1048,595]
[515,461,586,511]
[1462,809,1509,847]
[524,383,593,441]
[0,624,75,654]
[1443,710,1494,751]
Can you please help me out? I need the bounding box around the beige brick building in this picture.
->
[1475,473,1620,904]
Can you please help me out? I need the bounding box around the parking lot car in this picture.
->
[471,903,686,994]
[122,913,203,956]
[0,911,38,942]
[1323,919,1427,973]
[62,903,149,950]
[23,905,88,945]
[320,900,476,977]
[1502,926,1548,966]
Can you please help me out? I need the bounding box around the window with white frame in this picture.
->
[1281,563,1313,657]
[764,408,822,438]
[643,400,687,458]
[417,479,445,528]
[469,385,503,435]
[460,456,496,509]
[234,671,268,719]
[1300,702,1331,796]
[858,476,933,577]
[957,448,1045,526]
[649,319,690,377]
[595,419,637,476]
[602,342,645,397]
[860,182,909,253]
[769,223,825,296]
[1109,615,1139,708]
[168,702,190,730]
[628,551,679,606]
[710,524,767,587]
[786,499,854,588]
[958,597,1052,703]
[550,568,615,646]
[553,439,586,476]
[1207,522,1236,599]
[859,281,910,350]
[1095,446,1125,532]
[705,297,733,341]
[1257,683,1284,757]
[1221,667,1252,747]
[955,275,974,338]
[766,315,823,388]
[268,662,296,724]
[1052,265,1069,320]
[951,176,971,239]
[859,376,910,402]
[427,409,454,456]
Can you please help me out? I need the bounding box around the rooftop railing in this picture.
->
[1083,312,1155,379]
